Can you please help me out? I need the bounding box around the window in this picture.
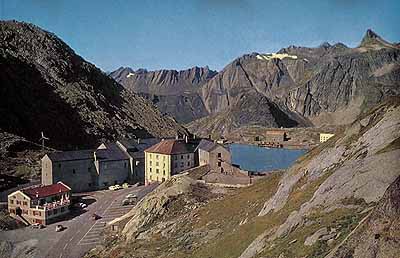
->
[23,201,27,206]
[53,209,58,215]
[156,155,159,159]
[47,210,52,216]
[174,163,178,168]
[163,163,165,168]
[218,162,221,167]
[124,162,127,168]
[163,170,165,175]
[150,161,152,165]
[58,163,61,168]
[150,175,153,180]
[61,207,65,212]
[23,209,28,215]
[156,162,159,166]
[180,162,184,168]
[181,155,183,159]
[163,156,165,160]
[162,178,165,182]
[156,169,159,174]
[187,154,190,158]
[217,153,222,158]
[72,169,76,174]
[88,167,91,172]
[149,168,152,172]
[10,200,13,204]
[174,156,177,160]
[187,162,190,166]
[16,200,21,205]
[88,183,92,187]
[114,180,118,184]
[150,154,152,158]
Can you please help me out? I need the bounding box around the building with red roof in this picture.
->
[8,182,71,225]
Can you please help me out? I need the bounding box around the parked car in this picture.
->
[55,225,64,232]
[74,202,87,208]
[122,183,129,189]
[125,193,138,199]
[31,223,44,229]
[109,185,122,191]
[92,213,101,220]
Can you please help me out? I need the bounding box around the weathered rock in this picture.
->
[304,227,328,246]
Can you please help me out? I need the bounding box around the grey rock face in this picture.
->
[0,21,187,149]
[110,66,217,123]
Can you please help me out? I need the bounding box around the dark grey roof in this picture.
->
[47,150,94,162]
[118,138,160,158]
[195,139,222,152]
[95,148,129,162]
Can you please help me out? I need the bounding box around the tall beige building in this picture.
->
[144,139,195,184]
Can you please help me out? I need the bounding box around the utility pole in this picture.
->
[39,131,49,150]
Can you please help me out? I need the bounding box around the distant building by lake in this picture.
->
[320,133,335,143]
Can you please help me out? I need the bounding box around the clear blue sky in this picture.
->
[1,0,399,72]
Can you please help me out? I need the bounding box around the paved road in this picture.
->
[45,184,157,258]
[0,184,157,258]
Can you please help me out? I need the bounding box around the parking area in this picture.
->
[0,184,157,258]
[77,197,135,246]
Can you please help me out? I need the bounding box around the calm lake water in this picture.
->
[229,143,306,172]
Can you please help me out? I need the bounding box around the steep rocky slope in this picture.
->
[188,30,400,136]
[0,21,187,150]
[110,66,217,123]
[325,175,400,258]
[85,99,400,258]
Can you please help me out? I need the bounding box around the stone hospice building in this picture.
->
[41,139,160,192]
[144,138,197,184]
[144,138,251,186]
[8,182,71,225]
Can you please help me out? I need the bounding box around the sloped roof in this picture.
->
[95,147,129,161]
[22,182,71,199]
[47,150,94,162]
[118,138,160,152]
[195,139,220,152]
[144,139,194,155]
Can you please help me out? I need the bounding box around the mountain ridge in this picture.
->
[0,20,187,150]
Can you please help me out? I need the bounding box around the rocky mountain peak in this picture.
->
[360,29,388,47]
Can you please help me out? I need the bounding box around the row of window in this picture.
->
[148,175,166,182]
[10,200,28,206]
[174,162,191,168]
[148,154,191,160]
[149,168,166,176]
[149,161,167,167]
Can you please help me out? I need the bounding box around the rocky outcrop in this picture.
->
[0,21,187,149]
[326,175,400,258]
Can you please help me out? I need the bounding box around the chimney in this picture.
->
[185,135,188,143]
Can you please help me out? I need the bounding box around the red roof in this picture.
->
[144,139,194,155]
[22,182,71,199]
